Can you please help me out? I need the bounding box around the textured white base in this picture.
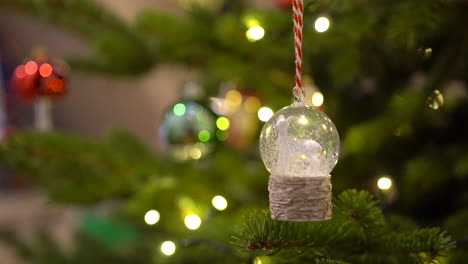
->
[268,175,332,221]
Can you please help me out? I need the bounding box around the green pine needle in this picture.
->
[233,190,455,264]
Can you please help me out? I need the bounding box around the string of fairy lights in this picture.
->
[151,5,450,258]
[144,195,228,256]
[245,15,331,42]
[153,12,333,256]
[243,8,440,203]
[151,13,335,258]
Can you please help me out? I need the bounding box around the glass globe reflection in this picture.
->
[160,101,217,160]
[259,103,340,177]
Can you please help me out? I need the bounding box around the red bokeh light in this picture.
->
[15,65,27,79]
[44,77,65,95]
[39,75,66,98]
[12,57,68,102]
[25,61,38,75]
[39,63,53,77]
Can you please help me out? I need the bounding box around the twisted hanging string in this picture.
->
[292,0,305,103]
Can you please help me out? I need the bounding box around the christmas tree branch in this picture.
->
[181,238,235,255]
[0,0,154,74]
[0,130,267,220]
[1,0,455,98]
[233,190,455,264]
[0,130,168,203]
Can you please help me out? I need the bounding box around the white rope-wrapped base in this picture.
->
[268,175,332,221]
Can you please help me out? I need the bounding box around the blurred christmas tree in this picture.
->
[0,0,467,263]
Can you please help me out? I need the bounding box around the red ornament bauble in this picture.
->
[11,56,68,103]
[276,0,292,9]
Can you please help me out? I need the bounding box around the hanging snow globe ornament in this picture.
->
[259,0,340,221]
[260,102,339,221]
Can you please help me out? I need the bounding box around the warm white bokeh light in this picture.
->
[315,16,330,32]
[377,177,392,190]
[311,92,324,107]
[144,210,160,225]
[298,116,309,125]
[254,257,264,264]
[225,90,242,106]
[189,147,202,160]
[161,241,176,256]
[212,195,228,211]
[184,214,202,230]
[258,107,274,122]
[246,26,265,42]
[426,90,444,110]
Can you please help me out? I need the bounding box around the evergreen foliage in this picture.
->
[0,132,458,263]
[233,190,454,264]
[0,0,467,262]
[0,187,455,263]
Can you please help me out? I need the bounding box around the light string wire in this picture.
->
[292,0,305,103]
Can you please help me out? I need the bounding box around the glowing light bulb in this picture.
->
[15,65,26,78]
[189,147,202,160]
[246,26,265,42]
[423,47,433,58]
[311,92,324,107]
[161,241,176,256]
[314,17,330,33]
[173,103,186,116]
[25,61,38,75]
[39,63,53,77]
[298,116,309,125]
[426,90,444,110]
[225,90,242,106]
[216,117,230,130]
[260,104,340,177]
[377,177,392,190]
[258,107,274,122]
[184,214,202,230]
[144,210,160,225]
[254,258,261,264]
[198,130,211,142]
[212,195,228,211]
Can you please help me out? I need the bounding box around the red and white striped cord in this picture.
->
[292,0,305,103]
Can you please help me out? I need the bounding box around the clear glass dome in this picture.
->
[259,103,340,177]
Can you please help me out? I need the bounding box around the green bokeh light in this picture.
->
[198,130,211,142]
[216,130,228,141]
[173,103,186,116]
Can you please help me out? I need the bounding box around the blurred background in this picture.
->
[0,0,467,263]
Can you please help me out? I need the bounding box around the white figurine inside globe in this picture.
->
[260,103,340,177]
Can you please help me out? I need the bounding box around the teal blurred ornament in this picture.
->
[160,100,217,161]
[81,213,138,247]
